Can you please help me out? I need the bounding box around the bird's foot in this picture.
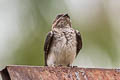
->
[72,66,78,68]
[67,64,78,68]
[58,64,63,67]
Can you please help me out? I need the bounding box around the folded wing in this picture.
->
[44,31,54,66]
[75,30,82,56]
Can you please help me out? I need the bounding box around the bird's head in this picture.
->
[52,14,71,29]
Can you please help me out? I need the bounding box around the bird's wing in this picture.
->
[44,31,54,66]
[75,30,82,56]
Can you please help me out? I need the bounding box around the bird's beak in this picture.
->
[64,13,68,16]
[63,13,70,19]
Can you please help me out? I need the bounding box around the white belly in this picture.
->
[47,33,76,66]
[55,44,76,66]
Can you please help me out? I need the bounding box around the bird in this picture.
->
[44,13,82,66]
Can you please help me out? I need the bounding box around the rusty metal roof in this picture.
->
[0,65,120,80]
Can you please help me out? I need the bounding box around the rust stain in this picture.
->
[0,65,120,80]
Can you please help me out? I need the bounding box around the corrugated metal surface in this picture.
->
[0,65,120,80]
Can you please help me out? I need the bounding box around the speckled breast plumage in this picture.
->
[47,28,77,66]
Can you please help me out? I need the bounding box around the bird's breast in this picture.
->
[49,28,77,65]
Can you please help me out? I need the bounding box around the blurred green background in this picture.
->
[0,0,120,70]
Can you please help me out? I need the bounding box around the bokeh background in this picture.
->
[0,0,120,70]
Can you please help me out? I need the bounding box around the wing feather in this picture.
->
[75,30,82,56]
[44,31,54,66]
